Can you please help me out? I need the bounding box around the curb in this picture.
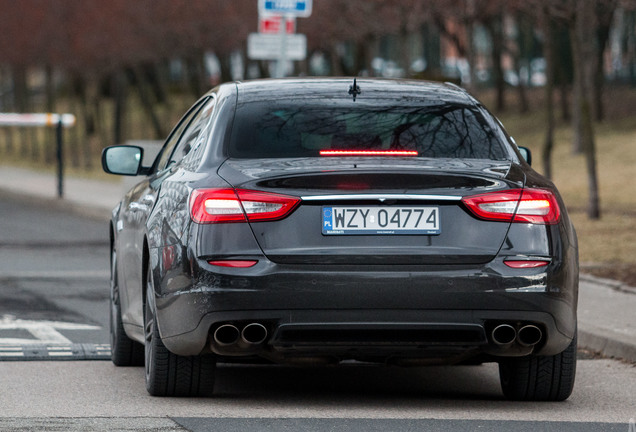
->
[580,273,636,295]
[578,329,636,364]
[579,273,636,363]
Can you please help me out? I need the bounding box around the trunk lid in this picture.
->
[217,158,522,265]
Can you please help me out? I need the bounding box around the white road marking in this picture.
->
[0,314,101,345]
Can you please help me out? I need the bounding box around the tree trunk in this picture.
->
[69,76,84,168]
[186,55,206,97]
[593,1,617,122]
[627,10,636,86]
[553,22,573,122]
[515,62,529,114]
[45,64,56,164]
[329,44,344,76]
[422,22,442,78]
[398,24,411,77]
[570,2,601,220]
[515,11,532,113]
[465,18,477,93]
[364,35,379,77]
[112,71,127,146]
[559,83,570,122]
[570,24,583,154]
[486,14,506,111]
[542,6,555,180]
[130,66,166,139]
[13,66,32,158]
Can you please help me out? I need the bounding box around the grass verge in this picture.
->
[497,85,636,286]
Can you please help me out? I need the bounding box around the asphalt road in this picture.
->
[1,360,635,431]
[0,192,110,352]
[1,192,635,431]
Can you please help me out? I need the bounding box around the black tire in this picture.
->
[110,246,144,366]
[498,332,577,401]
[144,266,216,397]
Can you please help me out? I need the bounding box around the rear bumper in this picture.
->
[155,257,578,361]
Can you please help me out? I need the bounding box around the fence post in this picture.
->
[56,119,64,198]
[0,113,75,199]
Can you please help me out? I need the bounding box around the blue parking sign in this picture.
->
[259,0,312,17]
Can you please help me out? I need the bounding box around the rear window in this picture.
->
[228,100,509,160]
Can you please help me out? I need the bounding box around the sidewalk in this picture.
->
[0,166,123,220]
[1,165,635,363]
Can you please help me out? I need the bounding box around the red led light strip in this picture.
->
[319,150,418,156]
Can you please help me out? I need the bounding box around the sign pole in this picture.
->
[275,15,289,78]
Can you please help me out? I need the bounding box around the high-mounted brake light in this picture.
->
[319,150,418,157]
[190,188,300,224]
[462,188,560,225]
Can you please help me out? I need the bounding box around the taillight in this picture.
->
[462,188,560,225]
[190,188,300,224]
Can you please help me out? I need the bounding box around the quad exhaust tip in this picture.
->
[212,322,269,349]
[490,323,543,348]
[213,324,240,346]
[491,324,517,346]
[241,323,268,346]
[517,324,543,347]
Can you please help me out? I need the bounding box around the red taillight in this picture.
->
[462,188,560,225]
[190,188,300,224]
[208,260,258,268]
[319,150,418,157]
[504,260,550,269]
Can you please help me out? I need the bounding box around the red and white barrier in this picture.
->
[0,113,76,128]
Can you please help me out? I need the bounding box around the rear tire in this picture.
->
[144,266,216,397]
[110,246,144,366]
[498,332,577,401]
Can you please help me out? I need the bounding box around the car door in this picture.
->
[117,97,210,334]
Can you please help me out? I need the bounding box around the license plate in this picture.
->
[322,206,440,235]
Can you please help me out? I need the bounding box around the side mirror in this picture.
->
[518,146,532,166]
[102,145,144,176]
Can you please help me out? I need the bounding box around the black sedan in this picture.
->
[102,78,578,400]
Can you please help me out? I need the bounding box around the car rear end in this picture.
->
[157,79,578,369]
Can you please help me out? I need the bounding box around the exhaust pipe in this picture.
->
[491,324,517,347]
[213,324,240,346]
[517,325,543,347]
[241,323,268,346]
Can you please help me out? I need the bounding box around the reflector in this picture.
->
[504,260,550,269]
[208,260,258,268]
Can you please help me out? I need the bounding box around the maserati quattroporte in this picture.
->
[103,78,578,400]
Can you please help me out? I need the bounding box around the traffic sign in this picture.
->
[258,0,312,17]
[248,33,307,60]
[259,15,296,34]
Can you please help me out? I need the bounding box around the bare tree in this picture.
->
[569,1,601,219]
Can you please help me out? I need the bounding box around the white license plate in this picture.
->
[322,206,440,235]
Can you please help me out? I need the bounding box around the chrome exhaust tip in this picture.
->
[517,325,543,347]
[241,323,268,346]
[213,324,240,346]
[491,324,517,346]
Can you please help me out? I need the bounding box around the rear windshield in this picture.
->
[228,100,509,160]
